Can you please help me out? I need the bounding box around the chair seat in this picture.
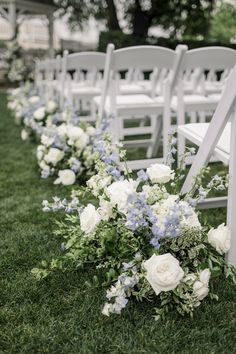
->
[119,83,150,95]
[171,94,221,111]
[71,86,101,95]
[178,122,231,164]
[93,94,162,115]
[205,82,224,94]
[62,85,101,99]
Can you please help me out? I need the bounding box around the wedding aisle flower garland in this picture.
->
[7,84,119,185]
[7,82,236,320]
[31,140,236,320]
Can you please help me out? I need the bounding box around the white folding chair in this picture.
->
[59,51,106,120]
[175,46,236,163]
[35,55,62,99]
[179,65,236,266]
[94,44,187,170]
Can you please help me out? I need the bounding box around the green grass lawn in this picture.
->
[0,93,235,354]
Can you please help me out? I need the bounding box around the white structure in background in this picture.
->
[0,14,99,51]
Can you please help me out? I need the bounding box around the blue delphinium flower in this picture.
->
[137,169,148,182]
[71,159,81,173]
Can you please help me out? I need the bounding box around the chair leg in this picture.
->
[227,110,236,266]
[177,104,186,166]
[147,115,162,158]
[199,111,206,123]
[190,111,197,123]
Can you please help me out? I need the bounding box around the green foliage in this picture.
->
[209,3,236,43]
[55,0,216,40]
[34,215,152,280]
[98,30,236,52]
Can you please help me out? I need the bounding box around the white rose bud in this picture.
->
[86,126,96,136]
[67,126,84,141]
[41,134,54,147]
[144,253,184,295]
[57,123,68,138]
[80,204,101,234]
[208,223,231,255]
[29,96,40,105]
[54,169,76,186]
[74,132,89,149]
[146,164,174,184]
[46,100,57,114]
[44,147,64,166]
[21,129,29,141]
[193,269,210,301]
[37,145,46,161]
[34,107,46,121]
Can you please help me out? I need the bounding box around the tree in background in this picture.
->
[54,0,216,40]
[54,0,121,31]
[208,3,236,43]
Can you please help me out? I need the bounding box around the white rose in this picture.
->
[61,110,70,122]
[67,125,84,141]
[41,134,54,147]
[37,145,46,160]
[57,123,68,138]
[106,179,138,212]
[144,253,184,295]
[74,132,89,149]
[193,269,210,301]
[54,169,76,186]
[7,101,17,110]
[146,164,174,184]
[11,88,21,96]
[21,129,29,141]
[34,107,46,121]
[15,110,23,119]
[44,147,64,166]
[46,100,57,114]
[80,204,101,234]
[86,126,96,136]
[208,223,231,255]
[39,160,50,171]
[29,96,40,105]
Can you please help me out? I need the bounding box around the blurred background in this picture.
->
[0,0,235,86]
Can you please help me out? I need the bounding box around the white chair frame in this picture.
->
[95,44,187,170]
[179,65,236,266]
[59,50,107,118]
[175,46,236,164]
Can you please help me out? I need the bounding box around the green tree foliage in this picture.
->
[54,0,121,31]
[208,3,236,42]
[54,0,216,39]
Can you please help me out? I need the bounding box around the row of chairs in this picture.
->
[35,44,236,169]
[35,45,236,265]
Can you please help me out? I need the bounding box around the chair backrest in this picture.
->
[183,47,236,71]
[62,51,106,84]
[35,58,48,84]
[59,50,106,108]
[181,64,236,195]
[180,47,236,94]
[47,55,62,81]
[98,44,187,119]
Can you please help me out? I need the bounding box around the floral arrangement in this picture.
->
[32,142,235,320]
[8,88,59,138]
[4,40,30,83]
[36,122,98,184]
